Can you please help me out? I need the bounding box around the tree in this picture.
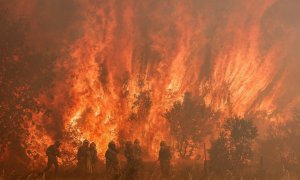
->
[260,111,300,175]
[129,78,152,122]
[209,132,231,174]
[164,92,218,159]
[209,117,257,175]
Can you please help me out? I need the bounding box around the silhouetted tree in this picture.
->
[209,117,257,176]
[260,111,300,176]
[209,132,231,174]
[130,78,152,121]
[165,92,218,159]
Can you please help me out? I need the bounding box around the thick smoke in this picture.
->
[0,0,299,169]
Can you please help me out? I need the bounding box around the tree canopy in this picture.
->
[165,92,218,158]
[209,117,257,175]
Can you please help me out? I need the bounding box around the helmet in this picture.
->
[134,139,140,145]
[108,141,116,149]
[160,141,167,147]
[83,139,89,145]
[90,142,96,148]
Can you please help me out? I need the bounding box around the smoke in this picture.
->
[260,0,300,111]
[0,0,300,168]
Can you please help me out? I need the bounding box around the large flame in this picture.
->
[1,0,300,168]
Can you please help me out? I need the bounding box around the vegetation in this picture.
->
[260,111,300,177]
[129,78,152,122]
[165,92,218,159]
[209,117,257,176]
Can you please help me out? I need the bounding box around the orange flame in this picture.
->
[1,0,300,168]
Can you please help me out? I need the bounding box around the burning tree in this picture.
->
[130,78,152,122]
[164,92,218,159]
[209,117,257,175]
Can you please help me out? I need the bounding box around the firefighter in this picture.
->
[133,139,142,176]
[158,141,171,178]
[77,140,90,174]
[89,142,98,174]
[44,141,61,173]
[133,139,142,162]
[124,141,134,180]
[105,141,120,180]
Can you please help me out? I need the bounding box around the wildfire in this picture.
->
[1,0,299,169]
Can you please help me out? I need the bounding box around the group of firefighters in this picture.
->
[43,139,172,179]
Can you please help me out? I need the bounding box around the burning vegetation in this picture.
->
[0,0,300,179]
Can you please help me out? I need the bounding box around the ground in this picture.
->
[2,160,298,180]
[0,160,203,180]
